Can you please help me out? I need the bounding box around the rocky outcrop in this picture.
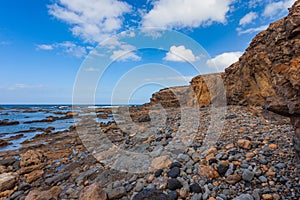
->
[145,0,300,162]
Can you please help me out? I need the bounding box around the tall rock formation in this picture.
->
[146,0,300,162]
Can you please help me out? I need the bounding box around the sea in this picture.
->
[0,105,119,151]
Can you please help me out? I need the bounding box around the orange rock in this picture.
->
[208,198,216,200]
[151,156,171,170]
[198,165,219,179]
[25,186,62,200]
[245,152,255,158]
[79,183,107,200]
[207,147,218,154]
[25,170,44,183]
[225,143,235,149]
[205,153,215,162]
[262,194,273,200]
[237,139,252,150]
[268,144,278,149]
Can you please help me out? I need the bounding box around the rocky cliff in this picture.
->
[146,0,300,162]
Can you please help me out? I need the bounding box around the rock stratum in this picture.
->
[147,0,300,162]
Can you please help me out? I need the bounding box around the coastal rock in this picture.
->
[151,156,171,170]
[24,170,44,183]
[133,188,169,200]
[79,183,107,200]
[19,150,44,174]
[0,173,16,191]
[25,186,62,200]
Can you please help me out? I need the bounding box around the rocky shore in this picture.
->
[0,105,299,200]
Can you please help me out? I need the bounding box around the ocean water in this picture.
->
[0,105,115,151]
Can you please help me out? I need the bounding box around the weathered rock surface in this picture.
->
[78,183,107,200]
[25,186,62,200]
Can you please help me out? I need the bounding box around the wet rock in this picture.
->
[25,186,62,200]
[167,178,182,190]
[242,169,255,182]
[79,183,107,200]
[0,139,11,147]
[238,139,252,150]
[133,188,169,200]
[0,173,16,191]
[0,120,19,126]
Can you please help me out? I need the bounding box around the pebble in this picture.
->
[242,169,255,182]
[154,169,163,177]
[167,178,182,190]
[191,193,203,200]
[169,190,178,200]
[190,183,202,193]
[232,194,254,200]
[167,167,180,178]
[258,176,268,183]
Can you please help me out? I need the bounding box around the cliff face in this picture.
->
[146,0,300,161]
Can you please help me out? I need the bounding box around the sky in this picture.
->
[0,0,296,104]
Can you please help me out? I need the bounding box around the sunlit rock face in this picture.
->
[145,0,300,162]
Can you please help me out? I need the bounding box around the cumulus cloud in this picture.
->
[239,12,258,26]
[48,0,131,43]
[36,41,87,58]
[164,45,200,62]
[142,0,233,29]
[263,0,295,18]
[110,44,141,62]
[207,52,243,71]
[237,24,268,35]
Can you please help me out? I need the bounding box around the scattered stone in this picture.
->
[190,183,202,193]
[79,183,107,200]
[217,163,229,176]
[133,188,169,200]
[262,194,273,200]
[167,166,180,178]
[198,165,220,179]
[226,174,241,184]
[237,139,252,150]
[233,194,254,200]
[258,176,267,183]
[242,169,255,182]
[154,169,163,177]
[167,178,182,190]
[191,193,203,200]
[169,190,178,200]
[177,154,190,163]
[170,162,182,168]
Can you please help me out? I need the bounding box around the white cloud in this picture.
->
[206,51,243,71]
[237,24,268,35]
[36,44,54,50]
[142,0,233,29]
[164,45,200,62]
[36,41,87,58]
[48,0,131,43]
[263,0,295,18]
[110,43,141,62]
[239,12,258,26]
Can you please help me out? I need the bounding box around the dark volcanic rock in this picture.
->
[167,166,180,178]
[132,188,169,200]
[167,178,182,190]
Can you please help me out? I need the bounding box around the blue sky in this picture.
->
[0,0,296,104]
